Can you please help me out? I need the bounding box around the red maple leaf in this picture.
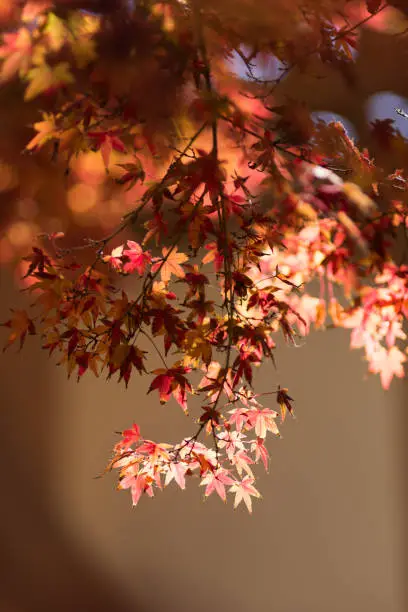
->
[122,241,152,275]
[148,366,192,412]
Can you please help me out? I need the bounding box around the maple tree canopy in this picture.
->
[1,0,408,512]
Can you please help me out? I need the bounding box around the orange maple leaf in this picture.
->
[152,246,188,283]
[26,113,57,151]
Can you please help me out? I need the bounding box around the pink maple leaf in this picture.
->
[164,462,187,490]
[119,468,148,506]
[368,346,406,389]
[251,438,270,471]
[228,407,249,432]
[229,477,261,513]
[123,240,152,275]
[200,468,235,502]
[247,407,280,439]
[230,449,254,477]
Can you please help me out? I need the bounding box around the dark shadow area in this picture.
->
[0,269,138,612]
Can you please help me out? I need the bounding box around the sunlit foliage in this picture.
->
[2,0,408,512]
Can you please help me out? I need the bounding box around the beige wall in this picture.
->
[1,266,406,612]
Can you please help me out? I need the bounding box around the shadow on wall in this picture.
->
[0,269,139,612]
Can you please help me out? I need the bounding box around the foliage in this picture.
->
[1,0,408,512]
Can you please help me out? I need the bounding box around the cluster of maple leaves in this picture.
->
[1,0,408,511]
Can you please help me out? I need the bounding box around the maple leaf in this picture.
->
[122,241,152,275]
[116,423,141,450]
[143,211,169,245]
[276,386,294,422]
[172,383,190,413]
[228,407,249,432]
[230,450,254,477]
[148,366,192,412]
[247,407,280,438]
[217,429,246,460]
[128,477,148,506]
[368,346,406,390]
[183,265,209,291]
[75,352,100,380]
[177,200,213,250]
[232,351,259,386]
[22,247,52,278]
[177,149,226,196]
[151,246,188,284]
[200,468,235,502]
[44,12,67,52]
[137,440,172,462]
[109,344,146,387]
[24,61,74,101]
[116,160,145,189]
[164,462,187,490]
[251,438,270,471]
[1,309,36,350]
[26,113,58,151]
[119,470,149,507]
[151,281,177,302]
[229,477,261,513]
[88,131,126,169]
[103,245,124,270]
[184,328,212,366]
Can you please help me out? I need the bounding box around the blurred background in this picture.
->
[1,6,408,612]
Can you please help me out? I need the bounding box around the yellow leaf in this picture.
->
[44,13,66,52]
[25,64,52,100]
[24,61,74,100]
[26,113,57,150]
[155,246,188,283]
